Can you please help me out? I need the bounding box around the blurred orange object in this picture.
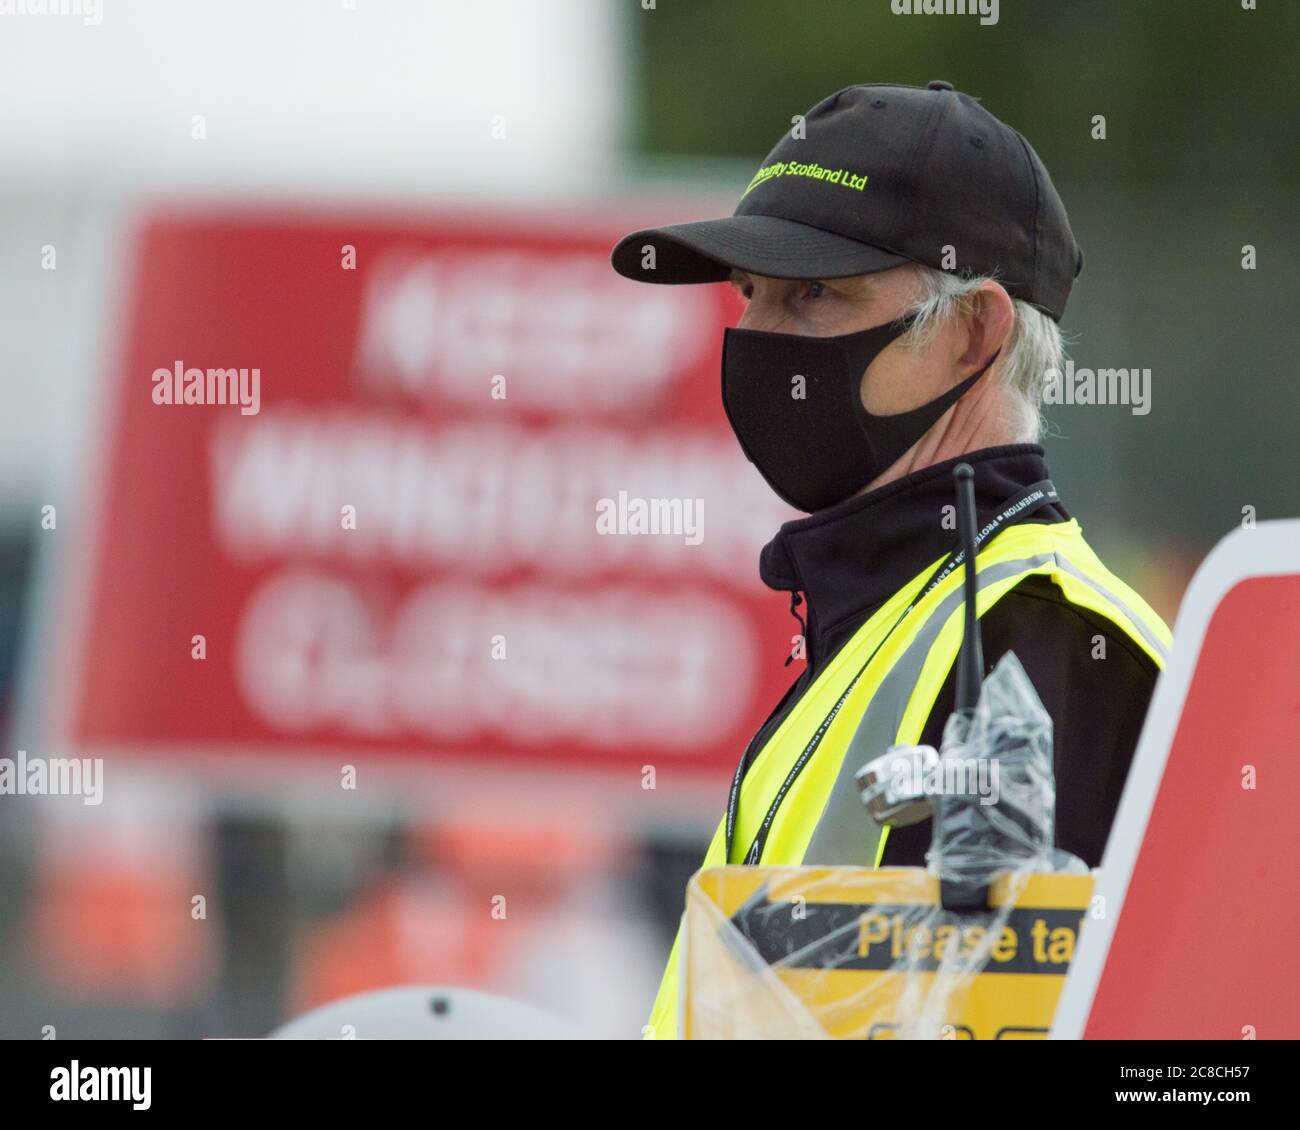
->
[23,801,215,1006]
[291,811,624,1015]
[292,877,489,1014]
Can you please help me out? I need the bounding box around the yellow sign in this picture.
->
[684,866,1093,1040]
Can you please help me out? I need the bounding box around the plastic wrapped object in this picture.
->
[931,651,1087,900]
[682,866,1093,1039]
[681,652,1090,1039]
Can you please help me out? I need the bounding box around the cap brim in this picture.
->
[610,213,910,284]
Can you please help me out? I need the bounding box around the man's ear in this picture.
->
[956,280,1015,375]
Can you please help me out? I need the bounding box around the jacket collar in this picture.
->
[759,444,1067,646]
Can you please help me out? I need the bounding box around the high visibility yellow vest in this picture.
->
[643,517,1170,1039]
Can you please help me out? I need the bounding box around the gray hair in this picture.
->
[901,266,1063,443]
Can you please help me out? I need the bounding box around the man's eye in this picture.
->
[805,281,826,299]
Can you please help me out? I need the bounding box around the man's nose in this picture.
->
[737,299,791,334]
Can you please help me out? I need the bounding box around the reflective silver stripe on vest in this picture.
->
[799,550,1164,867]
[1053,555,1170,664]
[800,555,1055,866]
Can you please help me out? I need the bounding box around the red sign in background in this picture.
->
[64,211,799,775]
[1083,573,1300,1038]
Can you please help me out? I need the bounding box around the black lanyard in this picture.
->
[723,479,1059,866]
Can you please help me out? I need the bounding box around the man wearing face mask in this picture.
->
[611,82,1171,1039]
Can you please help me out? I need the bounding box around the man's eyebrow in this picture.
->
[830,273,876,295]
[725,271,876,298]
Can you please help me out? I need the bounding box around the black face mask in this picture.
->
[721,313,995,512]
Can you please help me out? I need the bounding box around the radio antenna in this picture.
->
[953,463,983,714]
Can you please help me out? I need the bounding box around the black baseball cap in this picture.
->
[611,81,1083,322]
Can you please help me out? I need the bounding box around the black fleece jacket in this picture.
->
[741,444,1158,869]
